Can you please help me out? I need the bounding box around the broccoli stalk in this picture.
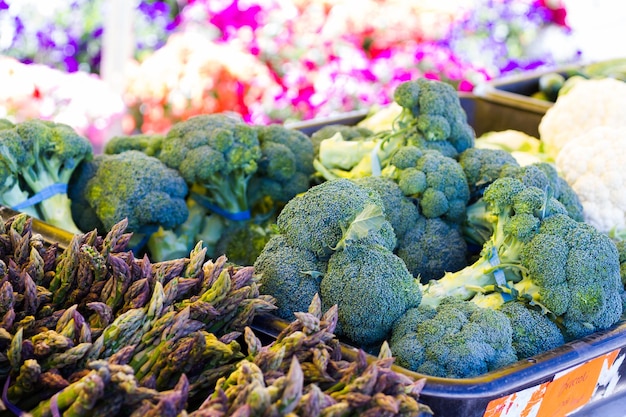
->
[0,120,93,233]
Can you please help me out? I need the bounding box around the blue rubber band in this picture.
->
[190,192,251,221]
[489,247,513,302]
[11,183,68,211]
[2,376,25,416]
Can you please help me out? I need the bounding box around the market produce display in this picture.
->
[0,76,625,390]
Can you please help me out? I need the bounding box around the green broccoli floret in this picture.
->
[391,78,475,158]
[397,217,468,283]
[490,300,565,359]
[254,235,326,321]
[458,147,520,201]
[420,177,624,341]
[389,297,517,378]
[248,124,315,207]
[158,113,261,219]
[310,124,373,155]
[320,242,422,346]
[383,146,470,224]
[353,176,419,242]
[353,175,468,282]
[276,178,396,259]
[104,133,164,158]
[0,119,93,233]
[463,162,580,247]
[68,150,189,236]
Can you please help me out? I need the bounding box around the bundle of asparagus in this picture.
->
[188,295,434,417]
[0,213,275,414]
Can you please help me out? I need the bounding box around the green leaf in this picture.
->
[332,203,387,251]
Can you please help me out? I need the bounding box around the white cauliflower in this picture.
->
[539,77,626,160]
[555,126,626,234]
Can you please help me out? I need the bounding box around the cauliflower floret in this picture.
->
[539,78,626,160]
[555,126,626,234]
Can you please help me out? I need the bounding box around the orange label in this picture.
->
[537,350,619,417]
[484,383,549,417]
[483,349,620,417]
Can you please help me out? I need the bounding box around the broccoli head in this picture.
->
[320,242,422,346]
[495,300,565,359]
[248,124,315,208]
[159,113,261,219]
[69,150,189,235]
[384,146,470,224]
[392,78,475,158]
[389,297,517,378]
[104,133,164,158]
[419,177,624,341]
[396,217,468,283]
[0,119,93,233]
[254,235,326,321]
[276,178,396,259]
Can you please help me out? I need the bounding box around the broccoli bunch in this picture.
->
[254,178,422,346]
[420,177,623,341]
[383,146,471,224]
[0,119,93,233]
[391,78,475,158]
[389,297,517,378]
[354,176,468,282]
[68,150,189,236]
[321,241,422,347]
[248,124,316,208]
[158,113,261,220]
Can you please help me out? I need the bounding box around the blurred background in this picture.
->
[0,0,623,151]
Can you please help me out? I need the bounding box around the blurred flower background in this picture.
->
[0,0,605,149]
